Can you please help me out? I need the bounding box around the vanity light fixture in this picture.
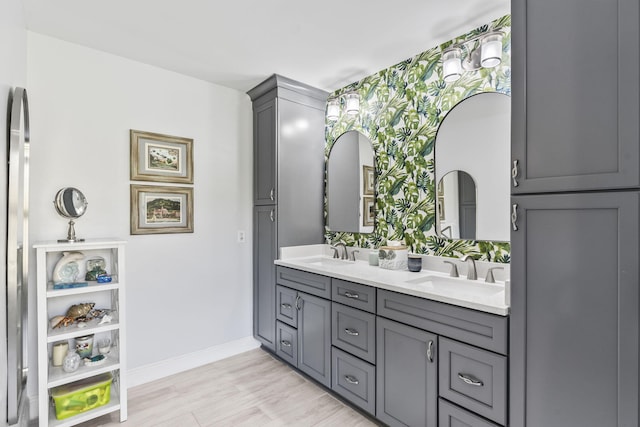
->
[326,91,361,121]
[441,31,504,82]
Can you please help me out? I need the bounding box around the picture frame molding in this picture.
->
[130,184,194,234]
[363,165,374,196]
[130,129,194,184]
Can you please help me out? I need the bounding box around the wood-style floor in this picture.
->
[78,348,380,426]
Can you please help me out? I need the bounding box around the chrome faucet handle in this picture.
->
[349,250,360,261]
[485,267,504,283]
[443,261,459,277]
[334,242,347,260]
[330,247,340,259]
[462,255,477,280]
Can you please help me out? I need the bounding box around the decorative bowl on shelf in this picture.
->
[83,354,107,367]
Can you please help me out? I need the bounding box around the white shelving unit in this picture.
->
[35,239,127,426]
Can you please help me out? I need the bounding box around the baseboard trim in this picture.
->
[127,336,260,388]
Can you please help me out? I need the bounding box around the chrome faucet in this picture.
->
[462,255,477,280]
[333,242,347,260]
[349,250,360,261]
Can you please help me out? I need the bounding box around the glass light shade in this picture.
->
[345,92,360,116]
[481,34,503,68]
[442,48,462,82]
[327,98,340,121]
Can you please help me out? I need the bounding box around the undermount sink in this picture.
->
[404,275,504,297]
[301,257,351,267]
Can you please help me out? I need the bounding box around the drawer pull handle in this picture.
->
[344,375,359,385]
[344,291,360,299]
[280,340,292,347]
[511,160,519,187]
[270,188,275,201]
[281,303,292,309]
[427,340,434,363]
[458,373,484,387]
[344,328,359,336]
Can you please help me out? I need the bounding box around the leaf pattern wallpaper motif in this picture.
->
[325,15,511,263]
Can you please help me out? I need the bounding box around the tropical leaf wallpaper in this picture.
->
[325,15,511,263]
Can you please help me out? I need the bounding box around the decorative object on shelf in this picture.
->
[54,187,88,243]
[53,251,85,283]
[130,184,194,234]
[98,314,113,325]
[52,342,69,367]
[52,302,95,329]
[83,354,106,367]
[96,274,112,283]
[53,282,88,290]
[85,256,107,281]
[130,129,194,184]
[378,245,408,270]
[97,338,111,355]
[62,350,81,373]
[75,335,94,358]
[51,373,113,420]
[408,255,423,272]
[441,30,505,82]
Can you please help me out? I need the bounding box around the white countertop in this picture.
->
[275,245,510,316]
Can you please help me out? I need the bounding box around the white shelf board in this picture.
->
[34,239,126,250]
[48,354,121,388]
[48,392,121,427]
[46,280,120,298]
[47,318,120,343]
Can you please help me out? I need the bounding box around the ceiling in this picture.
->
[22,0,510,93]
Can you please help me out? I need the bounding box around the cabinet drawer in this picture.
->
[276,285,297,328]
[439,399,501,427]
[276,266,331,299]
[439,338,507,425]
[275,321,297,366]
[377,289,508,354]
[332,347,375,416]
[332,279,376,313]
[332,303,375,364]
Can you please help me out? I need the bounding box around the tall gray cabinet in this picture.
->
[510,1,640,426]
[248,75,328,351]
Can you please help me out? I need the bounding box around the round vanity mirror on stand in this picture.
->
[54,187,88,242]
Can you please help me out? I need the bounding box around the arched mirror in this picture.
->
[435,92,510,242]
[327,130,375,233]
[54,187,88,242]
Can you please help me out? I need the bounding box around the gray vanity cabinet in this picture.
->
[376,317,438,427]
[253,205,277,351]
[510,192,639,427]
[297,292,332,388]
[248,75,328,355]
[511,0,640,194]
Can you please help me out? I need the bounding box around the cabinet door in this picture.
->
[376,317,437,427]
[253,205,277,351]
[254,98,277,205]
[510,193,639,427]
[511,0,640,193]
[297,292,331,388]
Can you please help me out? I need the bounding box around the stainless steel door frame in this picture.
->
[6,87,30,426]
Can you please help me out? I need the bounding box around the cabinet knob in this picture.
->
[344,328,360,336]
[344,375,359,385]
[458,373,484,387]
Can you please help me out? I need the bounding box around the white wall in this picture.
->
[0,0,27,425]
[26,33,254,397]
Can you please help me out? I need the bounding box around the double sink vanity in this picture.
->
[272,245,510,427]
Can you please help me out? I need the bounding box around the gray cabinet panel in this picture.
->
[376,317,437,427]
[253,205,277,351]
[332,279,376,313]
[276,285,297,328]
[298,292,331,388]
[276,321,297,366]
[439,338,506,425]
[377,289,507,355]
[332,347,376,416]
[510,193,639,427]
[332,302,376,364]
[511,0,640,193]
[276,266,331,299]
[254,99,277,205]
[439,399,500,427]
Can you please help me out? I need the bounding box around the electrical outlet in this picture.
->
[237,230,246,243]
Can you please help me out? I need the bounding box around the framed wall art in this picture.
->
[363,196,375,226]
[130,130,193,184]
[363,165,374,195]
[130,185,193,234]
